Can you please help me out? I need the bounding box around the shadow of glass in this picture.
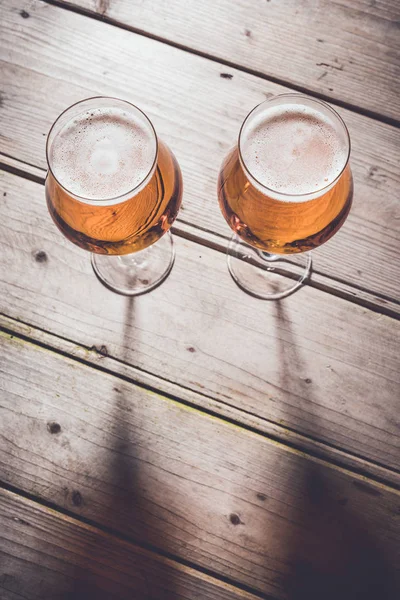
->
[286,465,395,600]
[271,299,397,600]
[63,297,176,599]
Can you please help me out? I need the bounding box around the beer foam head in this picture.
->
[49,104,157,200]
[239,98,349,200]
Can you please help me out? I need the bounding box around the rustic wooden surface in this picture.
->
[1,332,399,597]
[1,0,399,598]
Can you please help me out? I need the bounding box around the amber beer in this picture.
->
[46,103,182,255]
[218,98,352,254]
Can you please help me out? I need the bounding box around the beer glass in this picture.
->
[218,94,352,299]
[46,97,182,295]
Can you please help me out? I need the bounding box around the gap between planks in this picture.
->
[41,0,400,129]
[1,313,399,491]
[0,155,399,319]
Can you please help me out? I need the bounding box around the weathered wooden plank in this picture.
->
[1,0,400,309]
[2,310,398,487]
[1,334,399,597]
[0,489,258,600]
[59,0,400,123]
[0,170,399,477]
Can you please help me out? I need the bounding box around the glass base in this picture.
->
[91,231,175,296]
[227,234,312,300]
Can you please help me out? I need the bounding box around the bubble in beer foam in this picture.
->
[50,107,157,200]
[240,103,348,199]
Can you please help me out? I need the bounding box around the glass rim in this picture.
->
[237,93,351,199]
[46,96,159,203]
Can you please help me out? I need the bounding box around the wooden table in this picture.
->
[1,1,399,598]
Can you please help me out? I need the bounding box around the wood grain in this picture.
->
[59,0,400,123]
[1,0,400,309]
[1,334,399,597]
[2,310,398,488]
[1,170,399,476]
[0,488,258,600]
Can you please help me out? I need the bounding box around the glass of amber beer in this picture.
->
[46,97,182,295]
[218,93,352,299]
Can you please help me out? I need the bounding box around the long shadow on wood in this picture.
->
[64,296,176,599]
[272,299,396,600]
